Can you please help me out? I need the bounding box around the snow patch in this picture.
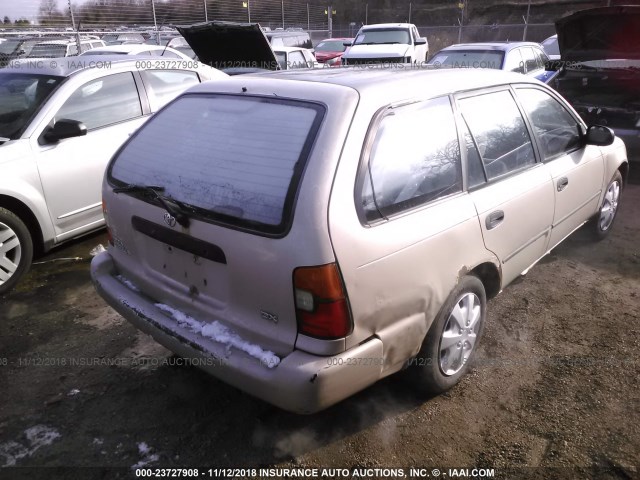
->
[0,425,61,467]
[67,389,80,397]
[131,442,160,469]
[116,275,140,293]
[155,303,281,368]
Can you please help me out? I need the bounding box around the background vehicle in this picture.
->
[314,37,353,66]
[81,44,194,61]
[273,46,317,69]
[265,29,313,51]
[92,68,627,413]
[0,36,54,67]
[26,38,106,57]
[101,33,145,45]
[541,34,560,61]
[0,57,226,294]
[428,42,555,83]
[547,6,640,161]
[341,23,428,65]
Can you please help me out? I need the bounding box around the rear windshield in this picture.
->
[429,50,504,69]
[108,94,324,235]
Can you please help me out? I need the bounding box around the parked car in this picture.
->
[0,56,226,294]
[314,37,353,66]
[428,42,555,83]
[26,38,106,58]
[80,44,194,61]
[91,67,628,413]
[547,6,640,160]
[541,34,560,61]
[274,46,317,70]
[0,36,65,67]
[341,23,428,65]
[101,33,145,45]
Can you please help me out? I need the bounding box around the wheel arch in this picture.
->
[0,195,45,256]
[469,261,501,300]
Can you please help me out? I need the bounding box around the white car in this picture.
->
[0,56,226,293]
[26,38,106,57]
[273,46,317,70]
[81,44,194,61]
[342,23,428,65]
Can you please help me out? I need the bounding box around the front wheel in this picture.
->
[0,207,33,295]
[592,171,622,240]
[406,275,487,394]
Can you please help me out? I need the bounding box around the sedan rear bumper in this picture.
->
[90,251,384,414]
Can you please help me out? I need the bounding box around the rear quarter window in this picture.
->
[108,94,325,236]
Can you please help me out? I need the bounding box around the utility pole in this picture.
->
[327,5,333,38]
[68,0,81,53]
[307,3,310,31]
[151,0,159,45]
[365,3,368,25]
[409,2,412,23]
[522,0,531,41]
[248,0,251,23]
[281,0,285,28]
[204,0,208,22]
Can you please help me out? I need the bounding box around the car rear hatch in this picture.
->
[555,6,640,62]
[103,78,359,357]
[177,21,279,72]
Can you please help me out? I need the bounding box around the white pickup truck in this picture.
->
[341,23,428,65]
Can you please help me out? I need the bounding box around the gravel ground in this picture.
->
[0,184,638,480]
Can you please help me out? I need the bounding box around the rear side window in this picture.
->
[361,96,462,221]
[109,95,324,235]
[141,70,200,110]
[458,90,535,180]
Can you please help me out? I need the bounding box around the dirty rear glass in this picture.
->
[108,94,324,235]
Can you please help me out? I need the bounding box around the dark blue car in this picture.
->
[428,42,556,83]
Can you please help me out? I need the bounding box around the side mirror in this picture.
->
[415,37,427,46]
[42,119,87,144]
[585,125,615,146]
[343,41,353,47]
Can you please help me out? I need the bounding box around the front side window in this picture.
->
[459,90,535,180]
[361,96,462,221]
[55,72,142,130]
[516,88,582,161]
[109,95,325,234]
[288,50,307,69]
[0,73,63,139]
[429,50,503,70]
[521,47,538,73]
[503,49,524,73]
[141,70,200,110]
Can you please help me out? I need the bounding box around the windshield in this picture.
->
[27,44,67,58]
[315,40,348,52]
[0,73,64,139]
[542,36,559,56]
[0,39,21,55]
[428,50,504,69]
[354,29,411,45]
[80,50,127,56]
[275,51,286,69]
[109,94,325,234]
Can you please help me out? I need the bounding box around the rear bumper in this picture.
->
[90,252,384,414]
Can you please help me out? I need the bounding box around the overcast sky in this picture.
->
[1,0,82,22]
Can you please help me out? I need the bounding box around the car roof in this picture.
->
[361,23,413,30]
[87,44,172,53]
[189,67,540,99]
[439,42,542,52]
[273,46,308,53]
[0,55,157,77]
[319,37,353,41]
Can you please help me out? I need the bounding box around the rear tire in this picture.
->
[407,275,487,394]
[592,171,622,240]
[0,207,33,295]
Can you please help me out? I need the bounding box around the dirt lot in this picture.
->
[0,184,638,480]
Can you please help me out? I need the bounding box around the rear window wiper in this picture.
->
[113,184,191,228]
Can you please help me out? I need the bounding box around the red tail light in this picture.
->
[293,263,352,339]
[102,199,113,246]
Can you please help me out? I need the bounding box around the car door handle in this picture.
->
[486,210,504,230]
[557,177,569,191]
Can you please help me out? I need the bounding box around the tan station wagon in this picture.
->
[91,68,628,413]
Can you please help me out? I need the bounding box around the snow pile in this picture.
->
[0,425,61,467]
[116,275,140,293]
[131,442,159,469]
[155,303,281,368]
